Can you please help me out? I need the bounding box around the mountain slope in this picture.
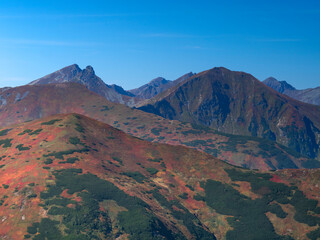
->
[129,72,194,99]
[29,64,137,105]
[0,83,315,170]
[139,67,320,160]
[0,113,319,239]
[263,77,320,105]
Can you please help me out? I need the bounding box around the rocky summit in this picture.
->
[29,64,137,105]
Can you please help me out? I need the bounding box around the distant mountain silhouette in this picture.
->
[129,72,194,99]
[263,77,320,105]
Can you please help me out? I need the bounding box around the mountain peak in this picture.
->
[85,65,94,73]
[28,64,136,104]
[263,77,296,93]
[59,64,82,73]
[149,77,169,86]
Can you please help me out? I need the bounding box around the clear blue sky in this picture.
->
[0,0,319,90]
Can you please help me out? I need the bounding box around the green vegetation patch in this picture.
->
[123,171,147,183]
[0,138,12,148]
[41,119,62,125]
[28,129,43,136]
[201,168,320,239]
[16,144,31,151]
[151,189,215,239]
[18,129,33,135]
[100,105,109,111]
[44,158,53,165]
[31,169,179,240]
[68,137,81,145]
[43,148,89,160]
[0,128,12,136]
[147,158,163,162]
[59,157,79,164]
[146,168,159,175]
[112,156,123,166]
[75,123,85,133]
[151,128,162,136]
[203,179,290,240]
[178,193,188,199]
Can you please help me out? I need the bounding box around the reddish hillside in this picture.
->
[0,114,319,239]
[0,83,315,170]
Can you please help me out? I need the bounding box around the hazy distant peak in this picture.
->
[129,72,194,100]
[148,77,170,86]
[263,77,296,93]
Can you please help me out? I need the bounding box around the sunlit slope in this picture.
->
[0,114,319,239]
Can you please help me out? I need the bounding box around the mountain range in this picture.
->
[29,64,194,107]
[0,64,320,239]
[263,77,320,105]
[0,113,319,239]
[0,82,317,170]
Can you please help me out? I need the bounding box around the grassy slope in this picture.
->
[0,114,319,239]
[0,83,315,171]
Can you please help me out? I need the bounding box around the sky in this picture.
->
[0,0,319,90]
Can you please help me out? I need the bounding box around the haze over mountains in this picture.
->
[263,77,320,106]
[0,63,320,239]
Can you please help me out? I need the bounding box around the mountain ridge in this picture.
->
[0,82,315,170]
[139,67,320,160]
[29,64,138,105]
